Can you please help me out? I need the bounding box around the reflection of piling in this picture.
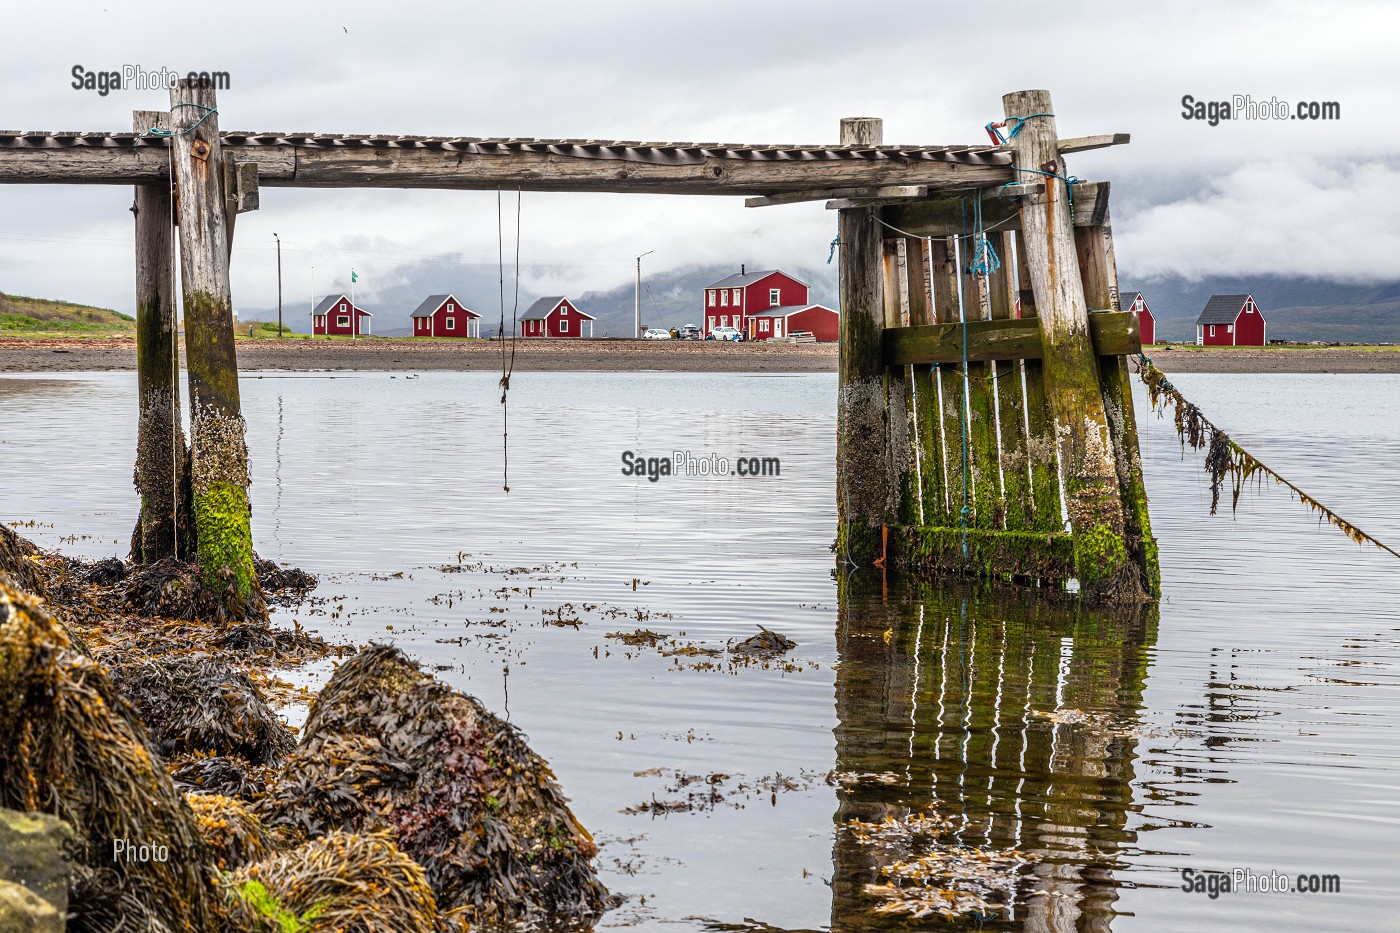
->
[830,581,1158,931]
[131,109,191,562]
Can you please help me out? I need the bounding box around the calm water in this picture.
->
[3,370,1399,932]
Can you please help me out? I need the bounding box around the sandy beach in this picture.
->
[3,337,1400,374]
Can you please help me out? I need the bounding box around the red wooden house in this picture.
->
[746,303,839,341]
[703,268,810,337]
[311,294,372,336]
[1196,294,1266,346]
[519,296,594,338]
[1121,291,1156,345]
[411,294,481,338]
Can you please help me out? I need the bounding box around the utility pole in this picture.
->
[274,232,282,337]
[635,250,653,338]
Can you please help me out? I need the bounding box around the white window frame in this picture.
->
[560,318,569,333]
[708,290,716,307]
[720,291,729,307]
[720,315,728,327]
[760,319,769,332]
[340,302,347,312]
[446,317,456,330]
[337,314,350,328]
[1245,303,1254,314]
[769,288,781,306]
[1226,324,1233,333]
[559,303,568,315]
[732,288,741,305]
[1210,325,1216,337]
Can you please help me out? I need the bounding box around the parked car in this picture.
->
[642,328,672,339]
[679,324,702,340]
[707,326,744,342]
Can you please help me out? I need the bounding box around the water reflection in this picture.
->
[831,579,1159,931]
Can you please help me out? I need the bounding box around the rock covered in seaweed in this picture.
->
[257,644,613,927]
[0,578,218,932]
[108,656,296,765]
[186,793,275,871]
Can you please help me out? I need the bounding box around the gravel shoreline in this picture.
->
[3,337,1399,374]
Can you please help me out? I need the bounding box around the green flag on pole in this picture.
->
[351,270,358,283]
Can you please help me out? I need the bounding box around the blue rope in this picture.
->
[984,112,1054,145]
[1008,166,1081,219]
[827,235,840,264]
[967,189,1000,278]
[145,103,218,138]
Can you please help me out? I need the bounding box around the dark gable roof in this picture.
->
[706,269,809,290]
[1120,291,1141,310]
[520,296,596,321]
[409,294,478,318]
[312,294,348,316]
[1197,294,1251,325]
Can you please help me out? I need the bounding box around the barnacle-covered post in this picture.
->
[1002,89,1141,601]
[835,116,898,566]
[130,109,192,563]
[168,79,259,613]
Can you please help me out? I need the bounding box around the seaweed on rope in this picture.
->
[1136,356,1400,560]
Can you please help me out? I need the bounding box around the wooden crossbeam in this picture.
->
[747,185,928,208]
[1058,133,1130,154]
[882,309,1140,366]
[879,180,1109,237]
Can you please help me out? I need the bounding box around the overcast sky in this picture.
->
[1,0,1396,316]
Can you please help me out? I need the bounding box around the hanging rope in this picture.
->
[496,190,523,493]
[1135,354,1400,560]
[146,103,217,138]
[1002,166,1081,221]
[967,189,1001,278]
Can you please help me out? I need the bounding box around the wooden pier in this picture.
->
[0,83,1156,606]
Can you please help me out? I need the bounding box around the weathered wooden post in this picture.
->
[131,110,192,563]
[168,79,260,615]
[1002,90,1141,601]
[835,117,895,566]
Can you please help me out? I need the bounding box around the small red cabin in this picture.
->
[745,303,839,342]
[1196,294,1266,346]
[411,294,481,338]
[1121,291,1156,345]
[311,294,372,336]
[703,268,809,337]
[519,296,594,338]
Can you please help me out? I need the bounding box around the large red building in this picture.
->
[519,296,595,338]
[311,294,372,336]
[1121,291,1156,345]
[703,268,811,337]
[1196,294,1266,346]
[411,294,481,338]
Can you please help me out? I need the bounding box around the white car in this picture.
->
[642,328,672,339]
[709,326,743,342]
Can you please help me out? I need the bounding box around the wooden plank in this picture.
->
[882,238,915,525]
[882,311,1139,365]
[747,184,926,207]
[958,236,1002,529]
[928,237,969,531]
[0,139,1012,194]
[879,181,1107,236]
[1003,88,1135,600]
[1015,229,1064,534]
[986,230,1033,532]
[835,117,895,566]
[905,236,947,526]
[1057,133,1130,154]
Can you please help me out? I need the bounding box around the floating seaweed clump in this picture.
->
[187,792,276,870]
[730,625,797,656]
[108,656,297,765]
[257,644,614,928]
[225,830,439,933]
[0,578,219,932]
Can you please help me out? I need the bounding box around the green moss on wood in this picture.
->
[1071,522,1127,588]
[193,481,255,601]
[893,524,1075,584]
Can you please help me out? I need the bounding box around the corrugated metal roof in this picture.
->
[310,294,371,316]
[1120,291,1141,311]
[519,297,595,321]
[1197,294,1250,325]
[409,294,477,318]
[706,269,812,290]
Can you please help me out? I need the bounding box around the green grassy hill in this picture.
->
[0,292,135,335]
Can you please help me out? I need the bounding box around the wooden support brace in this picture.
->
[747,184,927,208]
[878,181,1109,236]
[1057,133,1130,154]
[883,311,1140,366]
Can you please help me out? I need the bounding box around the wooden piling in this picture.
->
[131,110,192,563]
[1002,90,1139,601]
[904,236,945,525]
[986,231,1031,531]
[168,79,259,613]
[836,117,893,566]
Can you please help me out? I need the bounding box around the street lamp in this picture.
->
[273,233,283,337]
[635,250,653,338]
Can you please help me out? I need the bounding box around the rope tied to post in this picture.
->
[1134,354,1400,561]
[984,112,1054,145]
[146,103,218,138]
[1003,166,1081,220]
